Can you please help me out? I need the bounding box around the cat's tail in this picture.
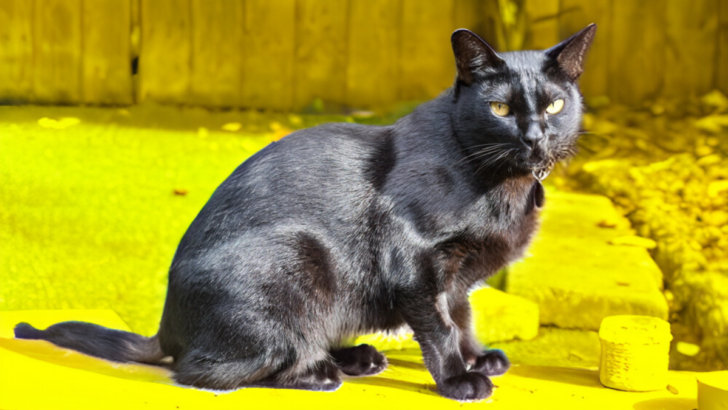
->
[14,321,166,365]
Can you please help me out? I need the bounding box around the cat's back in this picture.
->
[223,121,390,200]
[174,122,392,256]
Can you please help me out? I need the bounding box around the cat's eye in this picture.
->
[546,99,565,114]
[490,102,510,117]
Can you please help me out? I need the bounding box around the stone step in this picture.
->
[0,310,715,410]
[491,327,601,369]
[470,287,539,344]
[506,189,669,331]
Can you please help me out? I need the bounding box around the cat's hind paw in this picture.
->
[330,344,388,377]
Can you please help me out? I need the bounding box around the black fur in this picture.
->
[15,25,595,402]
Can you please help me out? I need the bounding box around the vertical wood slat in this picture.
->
[467,0,503,51]
[400,0,455,101]
[33,0,82,104]
[663,0,719,99]
[240,0,295,111]
[717,0,728,94]
[82,0,133,105]
[189,0,244,107]
[559,0,611,99]
[293,0,348,109]
[347,0,402,109]
[138,0,191,104]
[523,0,560,50]
[0,0,34,103]
[609,0,666,105]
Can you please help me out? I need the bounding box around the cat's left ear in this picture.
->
[544,23,597,80]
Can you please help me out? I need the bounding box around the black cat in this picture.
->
[15,25,595,402]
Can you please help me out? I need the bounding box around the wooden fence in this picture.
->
[1,0,727,110]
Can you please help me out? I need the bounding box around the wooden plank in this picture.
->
[346,0,402,109]
[717,0,728,94]
[293,0,348,109]
[82,0,133,105]
[453,0,480,34]
[240,0,296,111]
[663,0,719,99]
[524,0,560,50]
[0,0,34,103]
[471,0,505,51]
[400,0,455,101]
[559,0,611,99]
[609,0,666,105]
[138,0,191,104]
[189,0,244,107]
[33,0,82,104]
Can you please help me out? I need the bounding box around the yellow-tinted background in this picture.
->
[2,0,727,108]
[1,0,727,379]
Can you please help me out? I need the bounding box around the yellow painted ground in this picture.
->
[0,310,720,410]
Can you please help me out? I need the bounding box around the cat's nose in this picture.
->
[521,123,545,148]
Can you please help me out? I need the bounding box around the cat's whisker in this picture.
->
[454,144,512,167]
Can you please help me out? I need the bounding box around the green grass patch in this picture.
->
[0,106,281,335]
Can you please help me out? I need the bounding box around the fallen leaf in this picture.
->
[173,189,188,196]
[38,117,81,129]
[287,114,303,126]
[666,384,679,395]
[221,122,241,132]
[676,342,700,357]
[608,235,657,249]
[708,180,728,198]
[269,121,292,141]
[695,115,728,133]
[597,219,618,228]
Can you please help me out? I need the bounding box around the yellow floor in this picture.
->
[1,310,722,409]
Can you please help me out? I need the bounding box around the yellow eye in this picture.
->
[546,99,565,114]
[490,102,510,117]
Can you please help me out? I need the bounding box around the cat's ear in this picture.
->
[451,29,505,85]
[544,23,597,80]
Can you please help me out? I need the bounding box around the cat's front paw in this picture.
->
[438,372,493,402]
[472,349,510,376]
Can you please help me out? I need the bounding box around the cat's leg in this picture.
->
[173,349,342,392]
[254,358,343,391]
[173,349,279,390]
[448,297,482,367]
[400,291,493,402]
[329,344,388,377]
[450,298,510,377]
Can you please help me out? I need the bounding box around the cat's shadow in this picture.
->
[345,356,441,397]
[0,337,174,385]
[347,376,440,397]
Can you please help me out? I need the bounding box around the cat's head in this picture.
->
[450,24,596,180]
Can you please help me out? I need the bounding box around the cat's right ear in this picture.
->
[451,29,505,85]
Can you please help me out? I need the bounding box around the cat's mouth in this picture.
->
[530,158,555,181]
[516,152,555,181]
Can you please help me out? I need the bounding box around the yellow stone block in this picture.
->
[470,287,539,344]
[507,190,669,330]
[491,327,601,369]
[356,287,539,351]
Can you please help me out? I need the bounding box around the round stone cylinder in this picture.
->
[598,315,672,392]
